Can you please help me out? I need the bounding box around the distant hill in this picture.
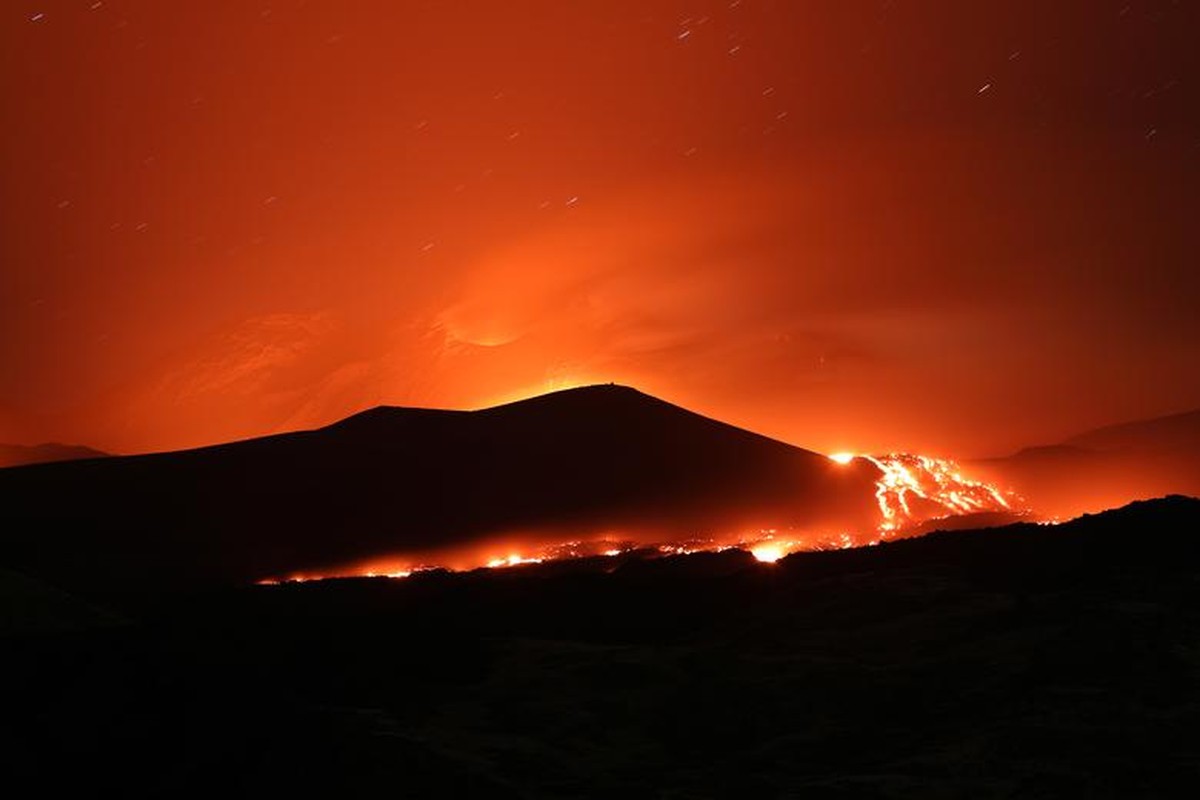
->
[973,408,1200,519]
[1064,408,1200,454]
[0,442,108,469]
[0,385,880,592]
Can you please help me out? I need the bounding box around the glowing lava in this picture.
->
[487,554,544,568]
[862,453,1015,533]
[260,452,1021,585]
[750,543,785,562]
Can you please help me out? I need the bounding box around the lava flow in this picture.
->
[259,452,1022,584]
[856,453,1017,533]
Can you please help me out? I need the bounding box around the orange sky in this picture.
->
[3,0,1199,457]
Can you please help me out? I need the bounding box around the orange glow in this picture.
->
[486,554,544,568]
[750,543,785,563]
[862,454,1015,533]
[3,4,1197,468]
[258,534,649,584]
[4,6,1191,565]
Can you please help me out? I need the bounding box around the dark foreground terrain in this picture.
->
[4,496,1200,798]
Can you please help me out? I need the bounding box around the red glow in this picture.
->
[2,4,1194,548]
[2,3,1197,466]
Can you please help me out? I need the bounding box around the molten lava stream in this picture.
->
[258,452,1021,584]
[856,452,1016,533]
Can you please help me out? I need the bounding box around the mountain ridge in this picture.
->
[0,384,879,593]
[0,442,110,469]
[972,406,1200,519]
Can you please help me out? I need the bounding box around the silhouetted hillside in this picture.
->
[0,442,109,469]
[0,385,880,592]
[974,409,1200,518]
[1065,408,1200,454]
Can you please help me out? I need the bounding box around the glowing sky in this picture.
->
[3,1,1199,456]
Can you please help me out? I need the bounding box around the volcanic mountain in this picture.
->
[0,385,881,592]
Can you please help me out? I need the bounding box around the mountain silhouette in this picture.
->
[0,385,880,592]
[973,408,1200,518]
[1064,408,1200,454]
[0,442,109,469]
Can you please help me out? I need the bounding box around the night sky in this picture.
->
[3,0,1198,457]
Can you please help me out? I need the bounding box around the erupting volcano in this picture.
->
[6,4,1199,795]
[0,384,1039,592]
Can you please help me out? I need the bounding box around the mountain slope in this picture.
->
[1064,408,1200,454]
[973,408,1200,518]
[0,442,109,469]
[0,385,880,592]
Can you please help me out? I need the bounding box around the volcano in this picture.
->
[0,385,890,592]
[2,389,1198,796]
